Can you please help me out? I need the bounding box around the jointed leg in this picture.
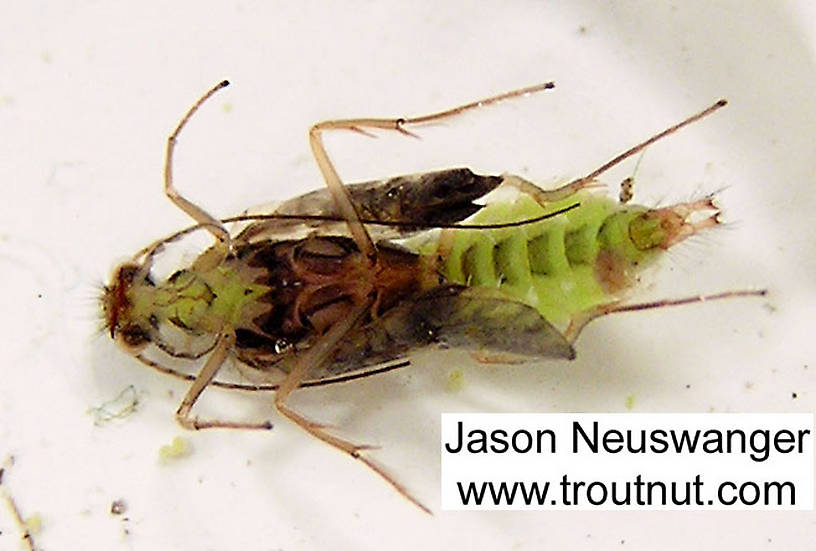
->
[308,82,556,261]
[569,99,728,189]
[503,99,728,208]
[564,289,767,344]
[164,80,232,249]
[175,331,274,430]
[272,299,432,513]
[501,173,603,205]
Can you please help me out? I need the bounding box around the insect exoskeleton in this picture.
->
[101,81,765,513]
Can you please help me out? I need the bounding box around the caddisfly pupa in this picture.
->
[101,80,765,512]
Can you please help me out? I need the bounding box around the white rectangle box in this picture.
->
[440,413,814,510]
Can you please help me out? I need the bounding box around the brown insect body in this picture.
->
[231,235,433,372]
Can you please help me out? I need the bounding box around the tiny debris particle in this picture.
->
[110,499,127,515]
[791,392,798,399]
[88,385,139,425]
[24,513,42,534]
[624,395,635,410]
[446,369,465,392]
[159,436,192,462]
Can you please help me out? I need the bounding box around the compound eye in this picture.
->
[117,324,151,352]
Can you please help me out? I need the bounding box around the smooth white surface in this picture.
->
[0,1,814,549]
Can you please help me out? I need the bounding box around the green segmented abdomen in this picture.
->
[431,192,653,328]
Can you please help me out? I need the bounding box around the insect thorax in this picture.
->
[106,233,432,368]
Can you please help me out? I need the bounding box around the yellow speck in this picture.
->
[24,512,42,534]
[159,436,192,462]
[446,369,464,392]
[624,395,635,410]
[222,102,233,113]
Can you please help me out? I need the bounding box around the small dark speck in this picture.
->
[791,392,798,399]
[620,539,625,545]
[110,499,127,515]
[685,384,691,389]
[37,293,43,299]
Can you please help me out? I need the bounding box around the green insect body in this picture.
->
[101,81,763,513]
[416,190,695,330]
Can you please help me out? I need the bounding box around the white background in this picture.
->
[1,1,815,550]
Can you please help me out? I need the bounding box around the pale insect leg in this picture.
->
[164,80,232,251]
[175,331,274,430]
[500,99,728,207]
[272,298,432,514]
[563,289,768,344]
[308,82,556,261]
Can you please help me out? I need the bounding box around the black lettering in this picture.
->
[586,482,607,505]
[797,429,811,452]
[444,420,464,453]
[466,429,488,453]
[749,429,770,462]
[490,429,509,453]
[673,428,701,453]
[457,481,486,505]
[573,421,598,453]
[512,430,533,453]
[603,429,624,453]
[702,429,724,454]
[650,429,668,453]
[774,429,795,453]
[627,429,645,454]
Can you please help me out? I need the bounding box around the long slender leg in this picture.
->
[308,82,556,260]
[164,80,232,249]
[272,299,432,513]
[570,99,727,187]
[502,100,728,208]
[175,331,273,430]
[564,289,767,344]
